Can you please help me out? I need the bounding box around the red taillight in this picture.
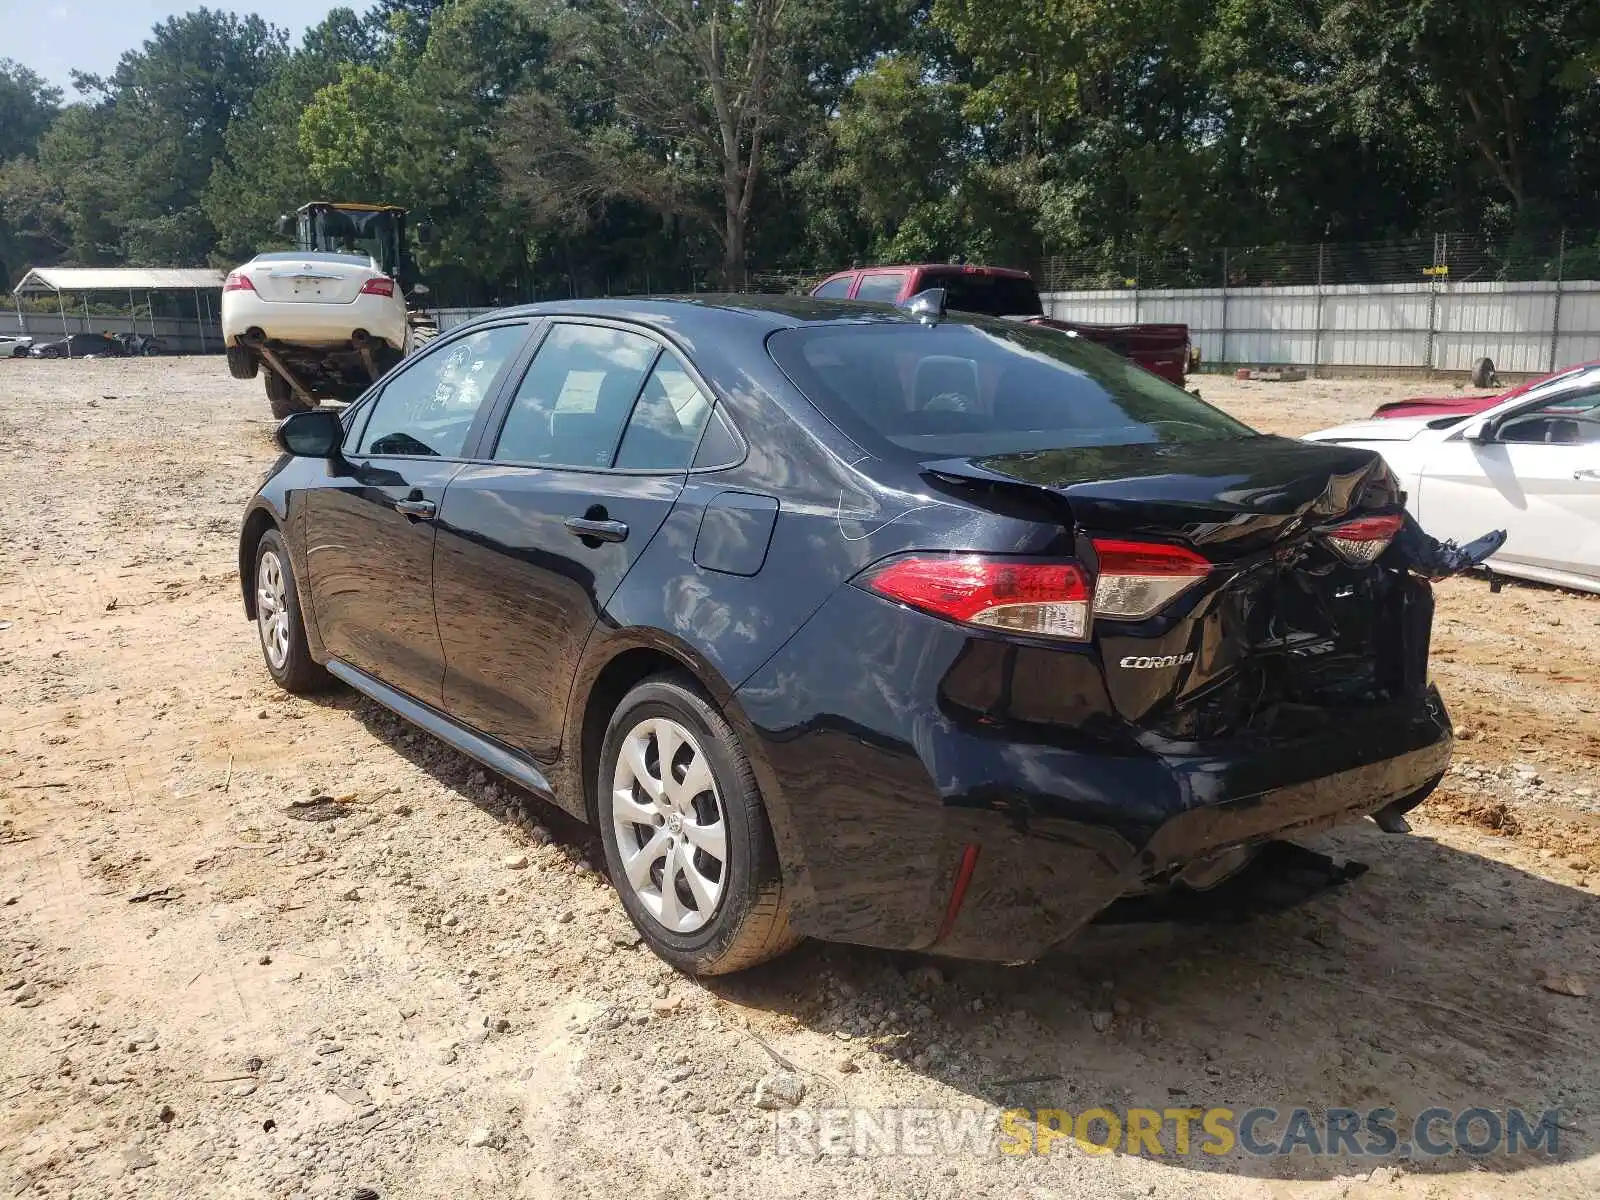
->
[224,270,255,292]
[866,556,1092,640]
[1323,512,1403,565]
[359,276,395,298]
[1090,537,1211,621]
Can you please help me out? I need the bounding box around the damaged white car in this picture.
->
[1305,367,1600,594]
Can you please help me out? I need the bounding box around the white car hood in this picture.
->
[1303,416,1441,443]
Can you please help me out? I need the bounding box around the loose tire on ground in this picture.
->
[226,344,258,380]
[1470,356,1498,389]
[598,675,800,975]
[264,370,312,420]
[252,529,330,694]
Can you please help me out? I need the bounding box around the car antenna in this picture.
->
[900,288,947,326]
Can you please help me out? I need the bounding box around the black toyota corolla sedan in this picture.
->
[239,294,1452,974]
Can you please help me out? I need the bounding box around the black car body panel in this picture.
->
[242,295,1453,960]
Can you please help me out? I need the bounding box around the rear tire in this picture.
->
[253,529,329,694]
[598,676,799,976]
[265,370,312,420]
[227,344,258,380]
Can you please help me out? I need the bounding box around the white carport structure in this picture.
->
[12,266,226,355]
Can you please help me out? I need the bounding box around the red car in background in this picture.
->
[810,264,1198,386]
[1372,360,1600,419]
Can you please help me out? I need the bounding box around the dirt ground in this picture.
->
[1,358,1596,1200]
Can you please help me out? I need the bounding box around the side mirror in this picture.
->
[1461,417,1493,443]
[276,408,343,458]
[410,281,430,296]
[275,213,292,236]
[415,220,436,246]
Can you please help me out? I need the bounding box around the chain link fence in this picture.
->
[1037,230,1600,292]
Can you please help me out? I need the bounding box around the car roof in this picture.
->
[823,264,1034,280]
[466,294,1001,336]
[1481,362,1600,420]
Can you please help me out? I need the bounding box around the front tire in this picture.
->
[253,529,328,694]
[264,370,312,420]
[599,676,798,975]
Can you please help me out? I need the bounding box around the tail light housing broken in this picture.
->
[1321,513,1403,565]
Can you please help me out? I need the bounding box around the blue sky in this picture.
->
[3,0,340,92]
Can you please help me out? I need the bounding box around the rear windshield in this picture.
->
[253,251,370,265]
[768,320,1253,456]
[920,272,1043,317]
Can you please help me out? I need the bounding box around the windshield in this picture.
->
[768,319,1253,457]
[301,208,402,276]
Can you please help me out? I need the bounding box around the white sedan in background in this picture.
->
[1305,368,1600,593]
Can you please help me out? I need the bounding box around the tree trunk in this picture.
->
[722,198,745,291]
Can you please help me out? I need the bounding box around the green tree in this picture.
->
[203,9,380,264]
[498,0,801,285]
[43,9,288,264]
[0,60,61,160]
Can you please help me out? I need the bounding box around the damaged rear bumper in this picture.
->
[926,689,1451,961]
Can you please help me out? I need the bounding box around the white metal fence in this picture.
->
[1042,280,1600,375]
[0,309,223,355]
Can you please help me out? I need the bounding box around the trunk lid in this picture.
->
[923,437,1427,740]
[247,255,373,305]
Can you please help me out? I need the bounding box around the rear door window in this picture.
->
[768,319,1252,457]
[492,323,659,467]
[614,355,715,471]
[853,272,908,303]
[812,276,853,299]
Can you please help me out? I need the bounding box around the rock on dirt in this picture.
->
[753,1072,806,1110]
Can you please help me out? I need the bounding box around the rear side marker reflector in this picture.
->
[1091,538,1211,621]
[935,844,982,943]
[1323,513,1403,565]
[867,556,1091,639]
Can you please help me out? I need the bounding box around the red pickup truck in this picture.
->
[809,263,1197,386]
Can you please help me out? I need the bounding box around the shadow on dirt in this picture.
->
[715,823,1599,1180]
[317,687,598,848]
[324,687,1596,1181]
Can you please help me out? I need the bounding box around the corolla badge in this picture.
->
[1119,652,1196,670]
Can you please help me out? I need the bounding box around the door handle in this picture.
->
[1575,468,1600,481]
[564,516,629,543]
[394,496,437,519]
